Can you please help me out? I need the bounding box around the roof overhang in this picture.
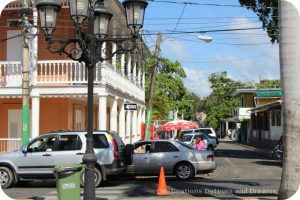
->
[250,100,282,113]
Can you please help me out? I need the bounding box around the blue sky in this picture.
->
[141,0,279,97]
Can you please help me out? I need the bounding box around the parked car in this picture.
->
[127,140,216,180]
[181,128,219,144]
[181,133,218,151]
[0,130,132,188]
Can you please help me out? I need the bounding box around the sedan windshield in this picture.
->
[176,141,194,149]
[182,135,193,142]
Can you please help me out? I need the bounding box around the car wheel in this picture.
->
[207,145,214,151]
[124,144,134,165]
[175,163,194,181]
[80,167,102,188]
[0,167,14,188]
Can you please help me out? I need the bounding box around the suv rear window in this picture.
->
[109,132,125,147]
[93,134,109,148]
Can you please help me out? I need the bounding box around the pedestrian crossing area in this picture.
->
[34,186,132,200]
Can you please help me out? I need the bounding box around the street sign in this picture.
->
[124,103,137,111]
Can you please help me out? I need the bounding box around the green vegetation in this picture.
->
[145,56,280,128]
[238,0,278,43]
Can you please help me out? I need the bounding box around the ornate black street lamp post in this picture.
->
[35,0,147,199]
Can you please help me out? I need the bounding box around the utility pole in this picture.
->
[278,0,300,199]
[21,0,31,145]
[145,32,162,140]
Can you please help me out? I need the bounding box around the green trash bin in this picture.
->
[54,163,83,200]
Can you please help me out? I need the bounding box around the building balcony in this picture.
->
[0,60,145,100]
[233,107,251,122]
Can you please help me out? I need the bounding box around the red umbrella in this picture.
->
[157,120,198,132]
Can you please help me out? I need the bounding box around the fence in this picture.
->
[0,138,22,153]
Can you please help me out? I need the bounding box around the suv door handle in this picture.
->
[43,154,51,156]
[76,153,84,155]
[144,157,149,160]
[174,155,179,158]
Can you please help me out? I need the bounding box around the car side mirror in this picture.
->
[21,146,28,154]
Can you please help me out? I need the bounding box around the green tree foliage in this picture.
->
[202,71,248,128]
[256,79,280,88]
[145,55,187,120]
[178,92,204,121]
[239,0,278,43]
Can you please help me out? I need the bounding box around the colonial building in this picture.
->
[0,0,147,151]
[230,88,282,148]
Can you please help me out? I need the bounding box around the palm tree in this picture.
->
[279,1,300,199]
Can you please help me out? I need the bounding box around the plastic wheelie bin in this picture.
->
[54,163,83,200]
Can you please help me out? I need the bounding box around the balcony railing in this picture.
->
[0,60,145,99]
[233,107,251,121]
[0,138,22,153]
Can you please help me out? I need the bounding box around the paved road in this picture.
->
[3,141,282,200]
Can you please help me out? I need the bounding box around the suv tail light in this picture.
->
[109,134,119,159]
[207,154,214,161]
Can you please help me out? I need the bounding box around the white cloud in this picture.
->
[161,39,193,61]
[183,67,211,97]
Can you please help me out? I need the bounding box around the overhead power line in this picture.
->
[146,0,278,9]
[142,27,264,35]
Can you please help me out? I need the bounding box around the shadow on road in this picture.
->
[253,160,282,167]
[105,177,278,199]
[215,149,272,159]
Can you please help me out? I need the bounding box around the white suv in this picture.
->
[182,128,217,137]
[0,130,133,188]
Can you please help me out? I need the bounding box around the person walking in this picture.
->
[195,135,205,150]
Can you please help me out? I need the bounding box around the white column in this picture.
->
[126,110,132,144]
[127,53,132,80]
[132,55,137,84]
[31,6,38,86]
[142,107,146,123]
[110,97,118,132]
[112,44,117,70]
[100,62,106,85]
[137,61,141,86]
[137,106,142,137]
[119,100,126,141]
[31,95,40,139]
[132,109,137,142]
[142,67,145,89]
[98,94,107,130]
[121,53,125,76]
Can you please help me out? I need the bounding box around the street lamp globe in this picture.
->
[69,0,89,26]
[36,0,61,38]
[94,2,113,37]
[122,0,148,35]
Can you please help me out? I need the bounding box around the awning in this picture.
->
[250,100,282,113]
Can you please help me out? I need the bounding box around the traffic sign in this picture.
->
[124,103,137,111]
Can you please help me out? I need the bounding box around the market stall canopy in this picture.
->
[157,120,198,132]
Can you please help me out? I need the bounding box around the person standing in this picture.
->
[195,135,205,150]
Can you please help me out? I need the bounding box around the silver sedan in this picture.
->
[127,140,216,180]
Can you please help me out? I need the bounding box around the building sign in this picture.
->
[124,103,137,111]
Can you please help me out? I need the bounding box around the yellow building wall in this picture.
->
[245,94,254,107]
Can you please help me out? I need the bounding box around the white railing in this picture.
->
[106,64,145,100]
[0,138,22,153]
[233,107,252,121]
[0,61,22,86]
[0,60,145,99]
[37,60,87,84]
